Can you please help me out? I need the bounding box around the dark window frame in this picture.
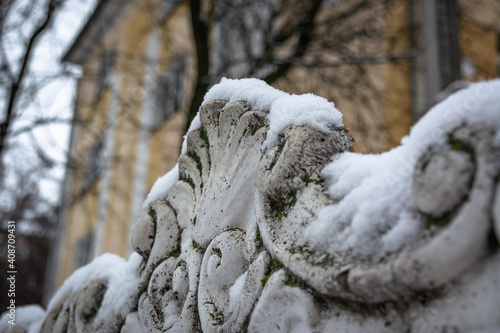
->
[74,231,94,269]
[151,54,187,129]
[83,136,105,189]
[94,48,117,101]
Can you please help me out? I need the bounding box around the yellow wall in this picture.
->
[100,0,150,256]
[460,18,498,81]
[57,0,194,286]
[384,0,412,149]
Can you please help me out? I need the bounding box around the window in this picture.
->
[94,48,116,100]
[152,54,186,127]
[83,136,105,188]
[74,231,93,269]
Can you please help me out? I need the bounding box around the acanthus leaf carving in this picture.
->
[28,78,500,333]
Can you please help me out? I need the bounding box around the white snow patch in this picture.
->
[142,164,179,209]
[202,77,286,111]
[162,300,180,330]
[181,237,193,252]
[265,93,343,148]
[121,312,145,333]
[228,271,248,313]
[202,77,343,147]
[305,79,500,260]
[45,252,142,327]
[181,113,201,154]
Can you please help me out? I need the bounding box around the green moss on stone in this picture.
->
[170,247,181,258]
[200,126,210,148]
[269,191,297,221]
[450,139,474,156]
[285,271,307,289]
[200,126,211,168]
[277,139,286,153]
[421,159,430,171]
[188,151,203,176]
[179,174,195,190]
[148,208,156,219]
[261,259,282,287]
[251,123,265,135]
[425,215,451,229]
[255,227,263,247]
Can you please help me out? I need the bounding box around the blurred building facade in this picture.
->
[44,0,195,299]
[44,0,499,299]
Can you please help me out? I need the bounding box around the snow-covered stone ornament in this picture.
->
[7,78,500,333]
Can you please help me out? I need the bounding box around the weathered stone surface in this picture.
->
[413,149,474,217]
[40,279,117,333]
[130,212,155,257]
[15,80,499,333]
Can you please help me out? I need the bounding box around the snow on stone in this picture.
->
[142,164,179,209]
[228,271,247,313]
[46,252,142,326]
[202,77,343,147]
[266,93,343,148]
[202,77,286,111]
[181,113,201,154]
[148,77,343,210]
[304,79,500,261]
[162,301,180,330]
[181,237,194,252]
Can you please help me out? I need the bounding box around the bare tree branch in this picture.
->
[261,0,323,83]
[0,0,61,157]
